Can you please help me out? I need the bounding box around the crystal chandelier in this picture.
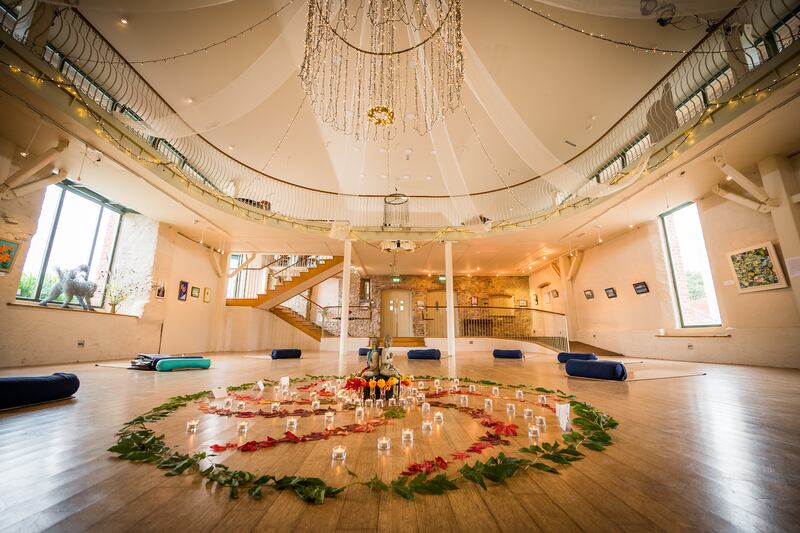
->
[300,0,463,139]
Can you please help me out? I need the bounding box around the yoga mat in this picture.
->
[94,363,133,369]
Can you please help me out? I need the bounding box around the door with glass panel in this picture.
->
[381,289,412,337]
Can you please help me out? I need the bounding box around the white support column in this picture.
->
[444,241,456,357]
[339,239,352,358]
[758,156,800,313]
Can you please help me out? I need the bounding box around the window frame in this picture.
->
[659,201,722,329]
[17,181,126,307]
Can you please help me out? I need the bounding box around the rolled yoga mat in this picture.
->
[557,352,598,363]
[155,358,211,371]
[271,348,302,359]
[493,349,524,359]
[0,372,80,410]
[565,359,627,381]
[407,349,441,360]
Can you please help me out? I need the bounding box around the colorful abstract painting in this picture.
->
[727,241,787,293]
[0,239,20,273]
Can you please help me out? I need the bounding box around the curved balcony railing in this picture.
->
[1,0,798,230]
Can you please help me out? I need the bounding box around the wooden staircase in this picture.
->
[270,306,323,341]
[227,256,344,309]
[388,337,426,347]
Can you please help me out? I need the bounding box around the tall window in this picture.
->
[661,202,721,327]
[17,182,123,307]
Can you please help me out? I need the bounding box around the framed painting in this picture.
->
[178,281,188,301]
[203,287,211,303]
[604,287,618,299]
[633,281,649,295]
[518,299,527,307]
[727,241,787,293]
[191,286,201,298]
[583,289,594,300]
[0,239,20,273]
[155,282,166,299]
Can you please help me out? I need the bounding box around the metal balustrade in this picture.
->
[1,0,797,231]
[226,254,332,299]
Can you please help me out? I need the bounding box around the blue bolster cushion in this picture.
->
[271,348,302,359]
[557,352,598,363]
[565,360,627,381]
[0,372,80,410]
[493,349,524,359]
[358,347,383,356]
[407,349,441,360]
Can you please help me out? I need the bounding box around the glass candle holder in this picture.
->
[310,391,318,401]
[491,386,500,397]
[534,415,546,428]
[186,419,199,433]
[421,402,431,414]
[271,402,281,413]
[399,398,408,408]
[335,378,343,389]
[290,391,298,400]
[421,420,433,432]
[355,406,365,420]
[311,400,321,411]
[286,417,298,431]
[434,379,441,388]
[401,428,414,443]
[377,437,391,451]
[324,411,335,425]
[237,421,249,434]
[515,390,524,401]
[331,445,346,460]
[364,398,373,409]
[523,408,534,419]
[418,381,425,390]
[506,403,516,417]
[468,384,476,392]
[236,400,246,412]
[453,378,460,388]
[460,395,469,407]
[528,425,541,439]
[223,398,233,410]
[375,399,384,410]
[388,398,397,407]
[484,398,493,411]
[433,411,444,423]
[537,394,548,405]
[416,393,426,403]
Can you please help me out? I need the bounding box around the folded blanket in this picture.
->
[557,352,598,363]
[565,359,627,381]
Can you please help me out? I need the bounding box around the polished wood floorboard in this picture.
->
[1,351,799,533]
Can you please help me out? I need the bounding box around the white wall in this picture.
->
[221,306,319,353]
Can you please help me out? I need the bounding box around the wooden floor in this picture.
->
[1,351,799,533]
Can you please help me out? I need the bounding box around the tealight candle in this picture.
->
[402,428,414,443]
[335,378,343,388]
[453,378,460,388]
[375,399,384,410]
[355,406,365,420]
[324,411,335,425]
[331,445,346,460]
[271,402,281,413]
[388,398,396,407]
[528,424,541,439]
[523,408,533,419]
[237,421,249,433]
[421,420,433,431]
[484,399,493,411]
[506,403,516,416]
[377,436,391,451]
[421,402,431,414]
[418,381,425,389]
[468,384,476,392]
[365,399,374,409]
[433,411,444,423]
[311,400,321,411]
[223,398,233,410]
[460,395,469,407]
[492,386,500,397]
[534,415,546,428]
[290,391,298,401]
[434,379,441,388]
[515,390,524,400]
[286,417,298,431]
[434,386,442,394]
[186,419,199,433]
[537,394,548,405]
[417,393,425,403]
[236,400,246,411]
[310,391,318,401]
[399,398,408,408]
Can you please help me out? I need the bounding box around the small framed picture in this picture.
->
[203,287,211,303]
[726,241,787,293]
[604,287,618,299]
[178,281,188,301]
[583,290,594,300]
[550,289,559,299]
[532,294,538,306]
[0,238,20,273]
[155,282,166,299]
[470,296,478,307]
[191,286,200,298]
[633,281,649,294]
[518,299,527,307]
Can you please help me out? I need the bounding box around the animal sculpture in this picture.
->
[39,265,97,311]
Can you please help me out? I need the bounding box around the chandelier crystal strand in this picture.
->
[300,0,463,139]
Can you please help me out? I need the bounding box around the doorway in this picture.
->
[381,289,413,337]
[425,289,448,337]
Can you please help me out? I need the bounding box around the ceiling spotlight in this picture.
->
[424,175,432,181]
[629,224,634,229]
[227,146,234,151]
[726,175,733,181]
[19,151,28,158]
[467,273,472,277]
[185,97,194,104]
[120,17,128,25]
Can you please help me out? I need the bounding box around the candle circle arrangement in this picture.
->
[534,415,546,429]
[286,417,298,431]
[421,402,431,414]
[515,390,524,401]
[186,419,199,433]
[311,400,321,411]
[331,445,346,461]
[506,403,516,416]
[324,411,335,425]
[468,384,476,392]
[491,386,500,397]
[484,398,493,411]
[377,436,391,451]
[401,428,414,443]
[421,419,433,432]
[460,395,469,407]
[537,394,548,405]
[237,421,249,434]
[355,406,365,420]
[433,411,444,424]
[523,408,534,419]
[528,424,541,439]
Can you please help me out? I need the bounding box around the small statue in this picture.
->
[39,265,97,311]
[362,336,401,379]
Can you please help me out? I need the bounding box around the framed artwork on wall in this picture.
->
[727,241,787,293]
[203,288,211,303]
[191,286,201,298]
[470,296,478,306]
[155,282,166,299]
[550,289,559,299]
[0,238,20,273]
[633,281,650,294]
[178,281,188,301]
[604,287,618,299]
[518,299,528,307]
[583,290,594,300]
[532,294,538,306]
